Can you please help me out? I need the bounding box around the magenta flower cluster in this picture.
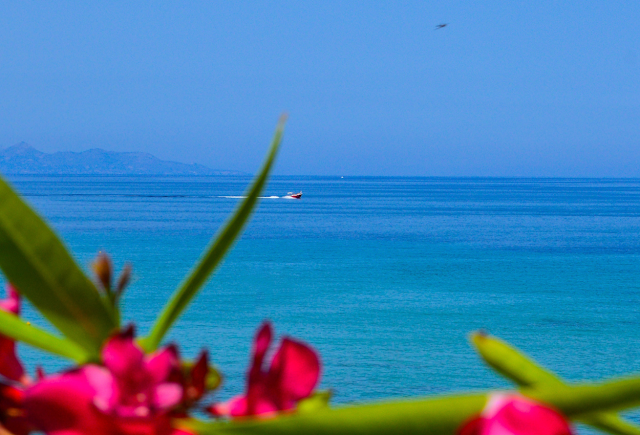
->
[0,285,574,435]
[0,286,323,435]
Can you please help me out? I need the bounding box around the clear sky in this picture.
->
[1,2,638,176]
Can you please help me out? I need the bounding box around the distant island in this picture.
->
[0,143,244,175]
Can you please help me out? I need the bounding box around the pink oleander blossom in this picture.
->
[0,285,26,383]
[24,327,191,435]
[458,393,574,435]
[208,321,320,418]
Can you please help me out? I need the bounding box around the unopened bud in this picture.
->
[93,252,112,293]
[116,263,132,298]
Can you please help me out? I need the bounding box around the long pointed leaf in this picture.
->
[182,394,487,435]
[0,309,89,362]
[471,333,640,435]
[530,376,640,416]
[583,414,640,435]
[0,177,117,356]
[470,332,563,388]
[143,116,286,351]
[181,376,640,435]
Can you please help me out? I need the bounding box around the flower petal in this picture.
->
[0,335,25,382]
[269,337,320,401]
[24,367,111,435]
[457,416,484,435]
[153,382,183,410]
[83,365,116,412]
[145,344,179,385]
[102,326,144,378]
[222,395,279,418]
[0,285,20,314]
[480,394,573,435]
[0,286,24,382]
[251,322,272,376]
[188,350,208,400]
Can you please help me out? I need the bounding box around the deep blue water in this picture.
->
[5,176,640,427]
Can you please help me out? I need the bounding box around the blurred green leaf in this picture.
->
[182,394,486,435]
[471,332,640,435]
[0,177,118,357]
[0,309,89,362]
[297,390,332,414]
[529,376,640,416]
[143,116,286,351]
[583,414,640,435]
[205,366,223,392]
[183,375,640,435]
[470,332,561,388]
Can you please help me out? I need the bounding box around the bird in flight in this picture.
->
[435,23,448,30]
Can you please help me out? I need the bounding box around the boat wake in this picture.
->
[219,195,280,199]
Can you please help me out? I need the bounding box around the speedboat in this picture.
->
[286,191,302,199]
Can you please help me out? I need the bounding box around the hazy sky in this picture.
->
[1,2,638,176]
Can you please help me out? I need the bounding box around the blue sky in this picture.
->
[0,2,638,176]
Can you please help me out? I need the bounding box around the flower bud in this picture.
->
[92,252,112,293]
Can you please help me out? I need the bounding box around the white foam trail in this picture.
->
[219,196,280,199]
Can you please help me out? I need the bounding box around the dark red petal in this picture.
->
[189,350,209,399]
[0,383,31,435]
[0,286,25,382]
[0,382,24,408]
[113,414,178,435]
[246,322,272,403]
[253,322,273,367]
[36,366,46,381]
[0,335,24,382]
[268,337,320,402]
[457,416,484,435]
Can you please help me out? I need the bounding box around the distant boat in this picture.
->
[285,191,302,199]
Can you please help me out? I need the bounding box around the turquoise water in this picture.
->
[6,176,640,424]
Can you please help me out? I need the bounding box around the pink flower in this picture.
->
[24,327,190,435]
[458,393,574,435]
[209,321,320,418]
[0,285,25,383]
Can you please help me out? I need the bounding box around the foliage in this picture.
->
[0,115,639,435]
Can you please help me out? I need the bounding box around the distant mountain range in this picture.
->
[0,143,243,175]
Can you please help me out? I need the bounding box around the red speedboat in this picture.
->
[286,191,302,199]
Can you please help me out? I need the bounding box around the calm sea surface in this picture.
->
[5,176,640,426]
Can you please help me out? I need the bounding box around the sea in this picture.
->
[6,175,640,428]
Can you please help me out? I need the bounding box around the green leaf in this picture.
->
[0,177,118,356]
[181,394,487,435]
[471,332,640,435]
[470,332,561,388]
[181,376,640,435]
[297,390,332,414]
[0,309,89,362]
[583,414,640,435]
[528,376,640,416]
[143,116,287,351]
